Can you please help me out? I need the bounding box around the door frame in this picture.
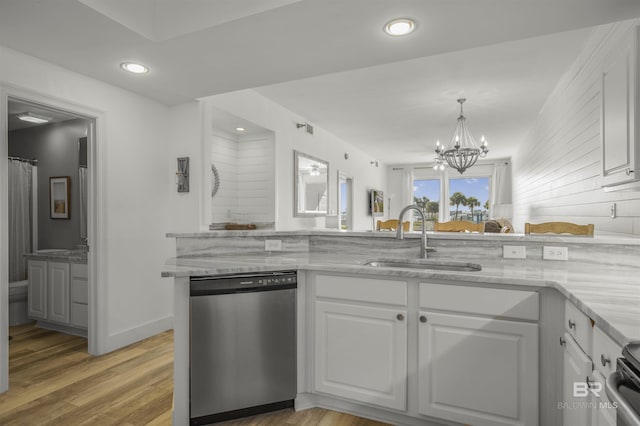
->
[0,84,104,393]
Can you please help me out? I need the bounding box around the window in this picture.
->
[411,164,495,227]
[413,178,440,231]
[449,177,490,223]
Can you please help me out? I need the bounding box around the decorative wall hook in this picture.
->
[177,157,189,192]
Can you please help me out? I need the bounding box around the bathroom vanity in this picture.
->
[25,250,88,337]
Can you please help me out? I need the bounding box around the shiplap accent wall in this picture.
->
[512,19,640,236]
[211,130,275,224]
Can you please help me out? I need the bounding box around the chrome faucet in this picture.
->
[396,204,433,259]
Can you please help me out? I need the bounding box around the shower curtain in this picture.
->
[8,159,33,282]
[79,166,87,240]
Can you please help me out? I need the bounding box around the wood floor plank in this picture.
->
[1,324,389,426]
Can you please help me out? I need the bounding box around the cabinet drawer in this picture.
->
[419,283,539,321]
[316,274,407,306]
[71,278,88,304]
[593,326,622,377]
[565,300,592,355]
[71,263,88,279]
[70,302,88,329]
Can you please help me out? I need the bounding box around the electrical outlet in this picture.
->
[264,239,282,251]
[503,245,526,259]
[543,246,568,261]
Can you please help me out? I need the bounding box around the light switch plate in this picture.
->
[503,245,526,259]
[543,246,568,261]
[264,239,282,251]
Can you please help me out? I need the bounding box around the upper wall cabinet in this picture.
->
[601,26,640,191]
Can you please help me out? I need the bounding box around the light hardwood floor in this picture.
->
[1,323,389,426]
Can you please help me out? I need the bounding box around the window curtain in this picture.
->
[8,160,33,282]
[79,166,88,240]
[491,162,513,218]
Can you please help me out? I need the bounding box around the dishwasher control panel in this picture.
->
[190,271,297,296]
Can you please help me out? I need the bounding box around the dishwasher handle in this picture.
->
[606,371,640,426]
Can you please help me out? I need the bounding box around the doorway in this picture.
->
[338,171,353,230]
[1,90,99,393]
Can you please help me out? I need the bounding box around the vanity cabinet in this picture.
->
[601,25,640,190]
[418,283,539,426]
[27,260,48,319]
[47,261,70,324]
[70,263,89,328]
[27,259,87,334]
[313,274,408,411]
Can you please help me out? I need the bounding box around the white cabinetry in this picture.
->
[601,25,640,190]
[27,260,47,319]
[562,331,593,426]
[47,262,70,324]
[313,274,407,411]
[418,283,539,426]
[70,263,89,328]
[560,300,621,426]
[27,259,87,334]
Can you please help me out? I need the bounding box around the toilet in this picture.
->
[9,280,29,326]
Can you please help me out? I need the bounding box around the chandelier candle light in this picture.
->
[435,98,488,174]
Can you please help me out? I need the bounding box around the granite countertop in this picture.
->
[166,229,640,246]
[163,251,640,347]
[25,249,88,263]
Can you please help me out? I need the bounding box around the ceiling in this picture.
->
[255,28,593,163]
[1,1,640,163]
[8,100,80,131]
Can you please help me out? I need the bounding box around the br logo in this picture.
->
[573,381,603,398]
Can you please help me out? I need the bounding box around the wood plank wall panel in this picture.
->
[212,132,275,224]
[513,19,640,236]
[212,133,239,223]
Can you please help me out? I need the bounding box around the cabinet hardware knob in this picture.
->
[396,313,404,321]
[586,376,594,389]
[419,315,427,323]
[568,320,576,330]
[560,337,566,346]
[601,354,611,367]
[626,168,634,176]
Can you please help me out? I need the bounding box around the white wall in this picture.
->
[512,19,640,236]
[0,44,174,367]
[203,90,387,231]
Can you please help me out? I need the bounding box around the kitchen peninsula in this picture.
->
[164,231,640,426]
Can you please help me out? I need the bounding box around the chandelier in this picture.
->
[435,98,488,174]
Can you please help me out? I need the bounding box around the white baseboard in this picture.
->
[295,393,455,426]
[105,315,174,353]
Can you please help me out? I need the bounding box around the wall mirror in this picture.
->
[294,150,329,216]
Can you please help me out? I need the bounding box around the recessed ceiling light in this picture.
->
[120,62,149,74]
[17,112,51,124]
[236,127,246,132]
[384,18,416,36]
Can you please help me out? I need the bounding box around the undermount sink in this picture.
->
[364,259,482,272]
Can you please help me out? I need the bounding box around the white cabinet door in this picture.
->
[601,26,639,189]
[27,260,47,319]
[418,311,539,426]
[591,371,616,426]
[314,301,407,411]
[563,333,593,426]
[47,261,70,324]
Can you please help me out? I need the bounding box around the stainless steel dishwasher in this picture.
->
[189,271,297,425]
